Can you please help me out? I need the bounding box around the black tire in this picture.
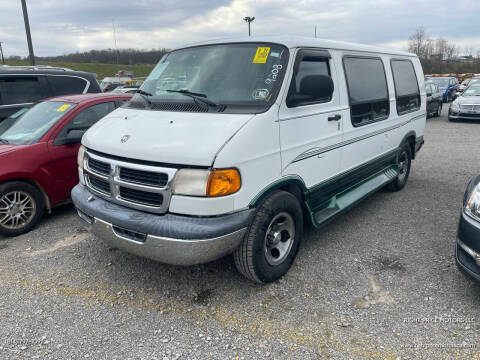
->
[386,144,412,192]
[234,190,303,283]
[436,103,442,117]
[0,182,45,237]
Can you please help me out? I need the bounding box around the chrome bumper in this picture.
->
[89,216,246,266]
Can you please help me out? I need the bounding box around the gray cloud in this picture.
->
[0,0,479,57]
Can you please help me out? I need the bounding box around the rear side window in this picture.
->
[343,56,389,126]
[48,76,88,96]
[391,60,420,115]
[0,76,45,105]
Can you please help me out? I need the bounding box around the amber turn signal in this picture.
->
[206,169,241,197]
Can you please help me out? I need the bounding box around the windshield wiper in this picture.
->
[165,89,219,108]
[136,89,153,107]
[0,138,9,144]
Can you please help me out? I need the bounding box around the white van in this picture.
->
[72,36,426,283]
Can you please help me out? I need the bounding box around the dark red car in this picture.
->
[0,93,132,237]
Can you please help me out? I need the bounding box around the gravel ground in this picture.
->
[1,107,480,360]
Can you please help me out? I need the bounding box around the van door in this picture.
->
[278,49,345,189]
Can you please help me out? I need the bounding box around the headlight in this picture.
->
[77,145,86,168]
[172,168,241,197]
[450,102,460,112]
[465,184,480,221]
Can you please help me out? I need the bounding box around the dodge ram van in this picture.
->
[72,36,426,283]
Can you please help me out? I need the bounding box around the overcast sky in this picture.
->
[0,0,479,57]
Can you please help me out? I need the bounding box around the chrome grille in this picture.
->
[119,187,164,207]
[87,175,110,194]
[460,104,480,111]
[88,158,110,176]
[119,167,168,187]
[83,151,177,214]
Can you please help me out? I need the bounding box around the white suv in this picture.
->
[72,36,426,283]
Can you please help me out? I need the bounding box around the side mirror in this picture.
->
[54,129,85,146]
[287,75,334,107]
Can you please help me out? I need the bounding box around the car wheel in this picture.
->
[386,144,412,192]
[436,103,442,117]
[0,182,45,237]
[234,190,303,283]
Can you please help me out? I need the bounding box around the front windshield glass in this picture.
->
[0,101,76,145]
[428,78,449,87]
[463,86,480,96]
[469,78,480,85]
[129,43,289,113]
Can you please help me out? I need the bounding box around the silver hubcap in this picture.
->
[264,212,295,266]
[398,151,409,183]
[0,191,36,229]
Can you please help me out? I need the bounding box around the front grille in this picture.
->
[119,167,168,187]
[88,175,110,194]
[119,187,163,207]
[83,151,176,213]
[459,113,480,118]
[460,104,480,111]
[88,158,110,176]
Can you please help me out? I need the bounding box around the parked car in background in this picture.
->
[111,86,139,94]
[0,65,101,122]
[425,82,443,117]
[99,77,131,92]
[456,172,480,283]
[72,36,426,283]
[0,93,131,237]
[448,84,480,122]
[425,76,459,102]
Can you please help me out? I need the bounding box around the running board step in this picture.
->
[312,166,398,226]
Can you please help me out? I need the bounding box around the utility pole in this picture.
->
[112,19,119,65]
[21,0,35,65]
[0,42,5,64]
[314,26,317,38]
[243,16,255,36]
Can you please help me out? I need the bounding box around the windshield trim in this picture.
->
[127,42,290,115]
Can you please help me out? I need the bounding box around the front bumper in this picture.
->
[456,211,480,282]
[449,111,480,121]
[71,184,254,265]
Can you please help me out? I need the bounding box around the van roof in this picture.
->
[176,35,416,57]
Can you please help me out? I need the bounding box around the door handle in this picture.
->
[328,114,342,121]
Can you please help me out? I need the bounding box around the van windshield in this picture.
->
[128,43,289,114]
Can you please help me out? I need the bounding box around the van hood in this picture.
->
[0,144,23,155]
[82,107,254,166]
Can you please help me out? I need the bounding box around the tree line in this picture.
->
[408,27,480,74]
[8,48,169,65]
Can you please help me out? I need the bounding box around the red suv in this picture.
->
[0,93,132,237]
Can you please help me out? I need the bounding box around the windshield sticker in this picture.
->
[56,104,72,112]
[253,47,270,64]
[465,89,476,94]
[265,64,283,85]
[270,51,280,58]
[253,88,270,100]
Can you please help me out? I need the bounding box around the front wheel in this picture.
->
[0,182,45,237]
[234,190,303,283]
[386,144,412,192]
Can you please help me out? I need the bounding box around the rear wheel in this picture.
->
[0,182,45,237]
[234,190,303,283]
[436,102,442,117]
[386,144,412,192]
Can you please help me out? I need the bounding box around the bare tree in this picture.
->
[408,27,429,58]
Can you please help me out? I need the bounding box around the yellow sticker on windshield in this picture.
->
[253,47,270,63]
[56,104,71,112]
